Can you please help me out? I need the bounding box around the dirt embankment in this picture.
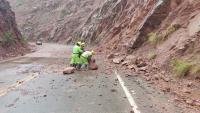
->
[0,0,28,60]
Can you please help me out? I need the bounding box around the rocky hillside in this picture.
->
[0,0,27,59]
[78,0,200,111]
[8,0,106,42]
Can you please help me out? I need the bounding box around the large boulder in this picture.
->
[89,58,98,70]
[89,63,98,70]
[63,67,76,74]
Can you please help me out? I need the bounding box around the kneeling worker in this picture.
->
[70,42,83,69]
[80,50,95,70]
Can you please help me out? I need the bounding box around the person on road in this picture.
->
[80,50,95,70]
[70,42,83,69]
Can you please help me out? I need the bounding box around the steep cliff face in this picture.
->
[76,0,161,48]
[78,0,200,66]
[0,0,27,59]
[8,0,106,42]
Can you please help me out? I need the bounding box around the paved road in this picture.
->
[0,43,183,113]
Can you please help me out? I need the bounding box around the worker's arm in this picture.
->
[79,48,83,54]
[78,47,83,57]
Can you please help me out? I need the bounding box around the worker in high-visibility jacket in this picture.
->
[80,50,95,70]
[70,42,83,69]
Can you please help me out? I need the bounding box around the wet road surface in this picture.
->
[0,43,183,113]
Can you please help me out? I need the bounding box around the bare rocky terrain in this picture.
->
[0,0,28,60]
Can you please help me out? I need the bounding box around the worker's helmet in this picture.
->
[77,41,82,46]
[82,42,85,46]
[91,50,95,55]
[81,42,85,48]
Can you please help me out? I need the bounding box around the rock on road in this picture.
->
[0,43,184,113]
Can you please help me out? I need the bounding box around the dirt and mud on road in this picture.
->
[0,43,196,113]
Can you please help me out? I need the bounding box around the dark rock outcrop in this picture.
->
[0,0,27,59]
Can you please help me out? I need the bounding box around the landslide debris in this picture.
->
[84,0,200,112]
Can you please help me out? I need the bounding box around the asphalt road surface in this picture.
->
[0,43,183,113]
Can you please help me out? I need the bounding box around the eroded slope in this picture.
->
[0,0,27,59]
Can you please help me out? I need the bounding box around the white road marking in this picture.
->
[115,71,141,113]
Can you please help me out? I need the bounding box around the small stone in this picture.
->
[186,99,194,106]
[126,55,136,61]
[146,77,151,81]
[107,54,114,59]
[173,98,180,102]
[182,88,191,94]
[161,71,165,74]
[112,57,125,64]
[114,53,120,56]
[152,64,158,69]
[111,89,117,92]
[122,60,131,66]
[135,58,147,67]
[194,101,200,106]
[187,82,192,87]
[138,66,148,72]
[154,74,160,80]
[17,80,24,84]
[161,76,170,82]
[162,87,170,92]
[145,73,150,76]
[128,64,137,70]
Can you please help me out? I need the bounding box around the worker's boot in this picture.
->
[82,64,89,71]
[76,64,82,70]
[70,64,76,67]
[70,64,74,67]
